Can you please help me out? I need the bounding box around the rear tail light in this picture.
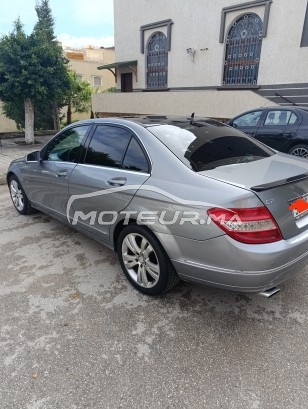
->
[207,207,282,244]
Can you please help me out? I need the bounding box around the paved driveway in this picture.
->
[1,184,308,408]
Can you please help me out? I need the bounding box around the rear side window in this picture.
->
[264,110,299,126]
[289,113,298,124]
[85,125,131,168]
[122,137,149,173]
[148,122,274,172]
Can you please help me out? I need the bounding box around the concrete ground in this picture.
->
[1,185,308,408]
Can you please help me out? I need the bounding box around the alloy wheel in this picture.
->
[290,146,308,158]
[122,233,160,288]
[10,179,24,212]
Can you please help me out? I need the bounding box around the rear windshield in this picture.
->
[147,121,274,171]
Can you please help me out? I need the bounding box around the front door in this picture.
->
[24,124,91,219]
[121,73,133,92]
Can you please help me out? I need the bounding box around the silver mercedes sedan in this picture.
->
[7,116,308,296]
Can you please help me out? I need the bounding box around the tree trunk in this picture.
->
[52,102,57,130]
[52,101,60,131]
[24,99,35,144]
[67,101,72,125]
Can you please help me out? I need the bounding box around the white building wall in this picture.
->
[114,0,308,90]
[258,1,308,84]
[94,0,308,118]
[92,89,273,118]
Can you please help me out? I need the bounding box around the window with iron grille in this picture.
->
[223,14,263,86]
[146,32,168,89]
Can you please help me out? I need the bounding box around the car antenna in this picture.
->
[190,112,195,124]
[274,92,296,106]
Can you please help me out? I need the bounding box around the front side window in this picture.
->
[85,126,132,168]
[148,121,273,172]
[233,110,262,127]
[45,125,90,162]
[146,32,168,89]
[223,13,263,86]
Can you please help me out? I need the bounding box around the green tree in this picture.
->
[0,1,71,143]
[32,0,71,131]
[65,70,93,125]
[0,19,35,143]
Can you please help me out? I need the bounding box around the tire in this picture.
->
[288,144,308,158]
[117,224,180,295]
[9,175,34,215]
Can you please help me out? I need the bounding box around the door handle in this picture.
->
[56,170,68,178]
[107,177,127,186]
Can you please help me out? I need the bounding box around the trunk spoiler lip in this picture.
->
[251,172,308,192]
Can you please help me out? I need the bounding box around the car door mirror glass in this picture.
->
[26,150,40,163]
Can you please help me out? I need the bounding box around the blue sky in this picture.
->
[0,0,114,48]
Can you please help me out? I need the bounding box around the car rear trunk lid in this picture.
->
[199,153,308,240]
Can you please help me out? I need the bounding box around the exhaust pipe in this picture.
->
[259,287,281,298]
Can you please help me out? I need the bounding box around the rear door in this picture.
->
[68,124,151,241]
[255,109,301,152]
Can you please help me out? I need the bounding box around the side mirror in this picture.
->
[26,150,41,163]
[232,122,238,129]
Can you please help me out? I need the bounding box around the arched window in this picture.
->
[223,14,263,86]
[146,32,168,89]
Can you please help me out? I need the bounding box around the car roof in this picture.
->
[231,105,308,119]
[241,105,308,112]
[73,115,226,129]
[267,105,308,111]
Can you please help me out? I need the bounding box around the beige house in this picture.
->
[62,46,116,122]
[93,0,308,118]
[64,46,115,92]
[0,103,18,132]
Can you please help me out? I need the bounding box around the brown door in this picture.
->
[121,73,133,92]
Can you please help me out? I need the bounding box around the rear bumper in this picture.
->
[172,254,307,292]
[156,232,308,292]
